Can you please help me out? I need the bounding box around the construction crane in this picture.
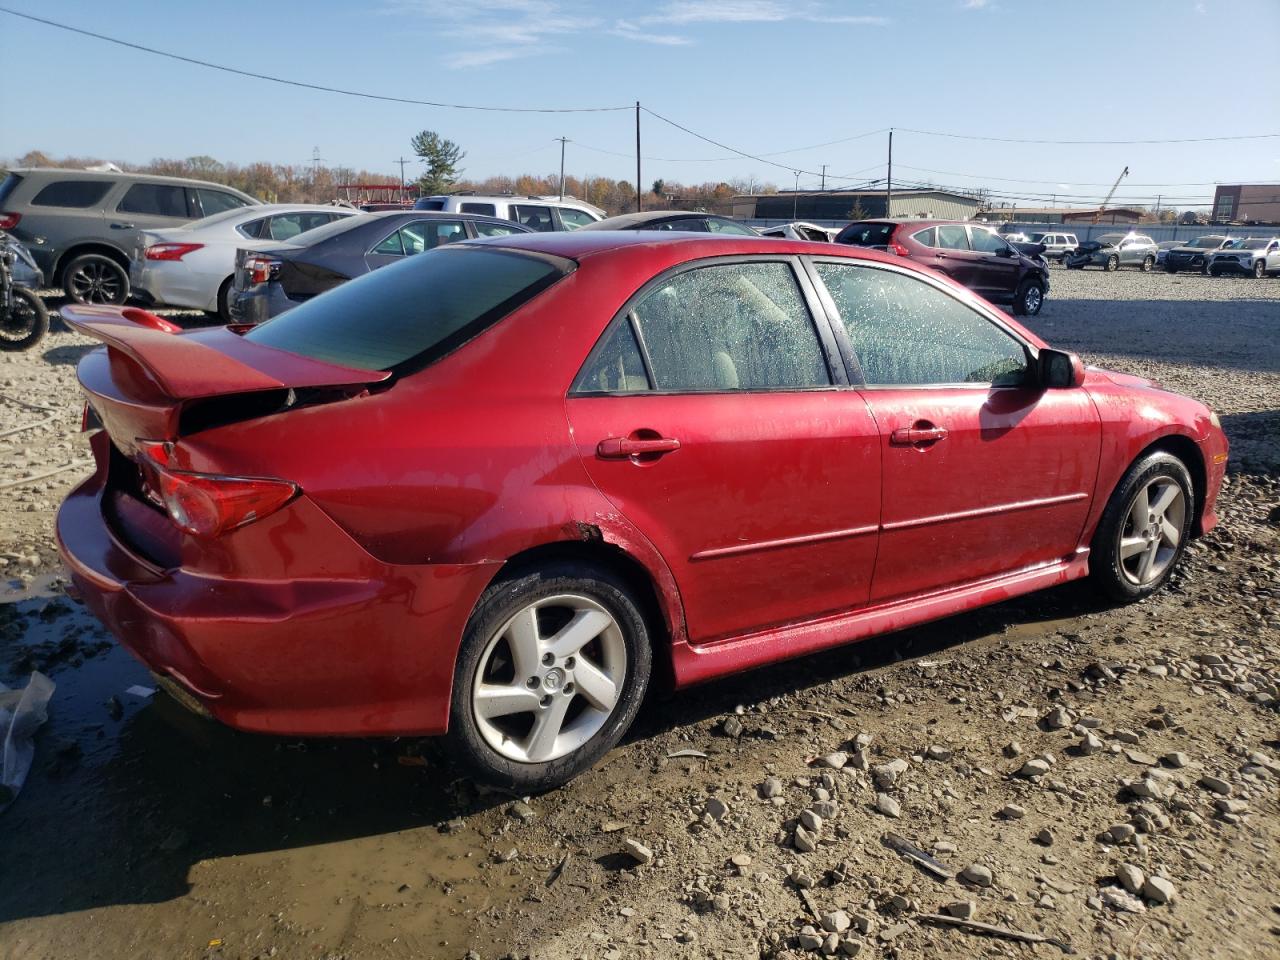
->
[1093,166,1129,223]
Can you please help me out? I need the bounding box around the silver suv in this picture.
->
[0,168,258,303]
[412,193,604,231]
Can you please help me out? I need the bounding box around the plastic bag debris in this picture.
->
[1,671,56,813]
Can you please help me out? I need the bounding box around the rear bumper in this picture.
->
[130,259,213,312]
[228,282,296,325]
[56,461,499,737]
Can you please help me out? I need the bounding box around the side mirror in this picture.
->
[1038,348,1085,388]
[996,246,1014,257]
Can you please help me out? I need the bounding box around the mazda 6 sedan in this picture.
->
[58,231,1227,790]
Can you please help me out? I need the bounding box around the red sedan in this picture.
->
[57,231,1227,790]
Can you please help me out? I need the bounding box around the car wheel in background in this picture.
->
[1089,451,1194,603]
[0,287,50,352]
[1141,256,1155,272]
[216,277,234,322]
[1105,255,1119,272]
[1209,266,1221,277]
[1200,262,1211,275]
[62,254,130,305]
[1253,260,1266,279]
[447,561,653,791]
[1011,279,1044,316]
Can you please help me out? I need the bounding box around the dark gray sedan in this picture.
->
[230,211,532,324]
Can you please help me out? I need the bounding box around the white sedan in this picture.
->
[130,204,357,318]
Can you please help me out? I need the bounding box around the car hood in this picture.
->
[1085,366,1158,390]
[1075,240,1117,253]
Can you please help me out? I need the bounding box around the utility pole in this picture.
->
[635,102,642,213]
[555,137,569,200]
[793,171,801,218]
[394,157,410,203]
[821,164,827,192]
[885,129,893,218]
[1154,194,1162,219]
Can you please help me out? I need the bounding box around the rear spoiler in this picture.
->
[61,305,390,401]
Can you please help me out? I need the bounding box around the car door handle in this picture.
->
[890,424,948,446]
[597,436,681,459]
[109,222,135,229]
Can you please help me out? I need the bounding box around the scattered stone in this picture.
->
[1003,741,1023,758]
[1116,864,1145,895]
[1125,749,1159,766]
[1199,775,1232,796]
[759,777,784,799]
[926,745,952,761]
[1143,876,1176,905]
[704,797,729,822]
[998,804,1026,820]
[800,808,823,832]
[1036,828,1054,846]
[873,758,909,789]
[821,909,851,934]
[508,800,536,822]
[837,937,862,956]
[794,824,818,853]
[1114,729,1141,745]
[730,853,752,868]
[1108,824,1137,844]
[599,820,628,833]
[798,925,824,950]
[1101,888,1147,913]
[1078,732,1104,755]
[943,900,976,919]
[1018,758,1050,778]
[1163,752,1190,769]
[1216,797,1249,815]
[1044,706,1071,729]
[961,863,993,887]
[721,716,744,738]
[622,839,653,865]
[878,923,909,943]
[820,932,839,955]
[820,751,849,770]
[874,793,901,819]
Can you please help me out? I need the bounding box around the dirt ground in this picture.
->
[1,266,1277,960]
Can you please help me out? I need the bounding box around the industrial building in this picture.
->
[1211,184,1280,225]
[732,188,982,222]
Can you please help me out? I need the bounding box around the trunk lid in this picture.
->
[64,304,389,451]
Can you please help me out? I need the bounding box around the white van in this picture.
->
[413,194,605,231]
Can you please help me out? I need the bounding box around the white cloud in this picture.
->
[962,0,991,8]
[611,20,696,45]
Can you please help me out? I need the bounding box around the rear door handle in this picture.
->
[890,424,949,446]
[597,436,681,459]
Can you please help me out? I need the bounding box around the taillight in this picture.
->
[144,242,204,261]
[889,240,910,257]
[137,441,297,538]
[244,256,280,285]
[0,212,20,230]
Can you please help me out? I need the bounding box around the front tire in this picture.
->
[62,253,130,305]
[1105,254,1120,272]
[0,288,50,352]
[1141,255,1155,272]
[1011,278,1045,316]
[1254,259,1266,279]
[1089,451,1194,603]
[447,561,653,790]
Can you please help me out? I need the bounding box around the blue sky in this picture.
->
[2,0,1278,208]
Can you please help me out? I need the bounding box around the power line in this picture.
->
[572,127,887,166]
[0,6,631,113]
[896,126,1279,145]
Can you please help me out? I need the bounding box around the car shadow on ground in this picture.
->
[0,575,1114,925]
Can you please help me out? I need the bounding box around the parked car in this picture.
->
[230,210,532,323]
[580,210,760,235]
[58,230,1228,789]
[835,219,1050,315]
[1064,233,1158,272]
[1163,235,1235,274]
[1027,232,1079,263]
[1154,240,1181,269]
[1206,237,1280,278]
[131,204,357,320]
[755,222,838,242]
[413,193,604,231]
[0,168,259,304]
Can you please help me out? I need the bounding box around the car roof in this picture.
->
[6,167,259,197]
[582,210,737,230]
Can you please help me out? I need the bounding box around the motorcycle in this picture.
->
[0,231,49,352]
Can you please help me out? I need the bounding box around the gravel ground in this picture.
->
[0,268,1277,960]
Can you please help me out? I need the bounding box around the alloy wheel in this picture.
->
[1023,284,1043,314]
[68,260,124,304]
[471,593,626,764]
[1117,477,1186,586]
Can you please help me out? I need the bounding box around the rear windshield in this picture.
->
[414,198,446,210]
[243,247,568,373]
[835,222,896,247]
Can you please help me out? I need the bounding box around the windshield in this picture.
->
[1237,239,1269,250]
[243,246,568,372]
[1189,237,1224,248]
[1096,234,1125,245]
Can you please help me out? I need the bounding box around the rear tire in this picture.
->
[0,287,50,352]
[446,561,653,791]
[1089,451,1194,603]
[216,276,234,322]
[1141,255,1155,272]
[1011,278,1045,316]
[62,253,129,305]
[1105,255,1119,272]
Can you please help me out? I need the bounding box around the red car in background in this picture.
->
[836,218,1051,317]
[58,231,1226,790]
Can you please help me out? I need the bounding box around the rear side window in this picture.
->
[30,180,112,208]
[573,318,650,393]
[460,202,497,216]
[197,189,249,216]
[414,199,446,211]
[911,227,937,247]
[268,212,337,241]
[0,172,23,206]
[628,261,830,392]
[244,248,567,372]
[474,220,525,237]
[512,205,555,232]
[238,217,268,238]
[117,183,188,217]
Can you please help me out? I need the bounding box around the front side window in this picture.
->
[557,208,597,230]
[815,263,1029,387]
[30,180,111,208]
[628,261,830,392]
[373,220,466,255]
[969,227,1010,254]
[511,204,555,232]
[117,183,188,217]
